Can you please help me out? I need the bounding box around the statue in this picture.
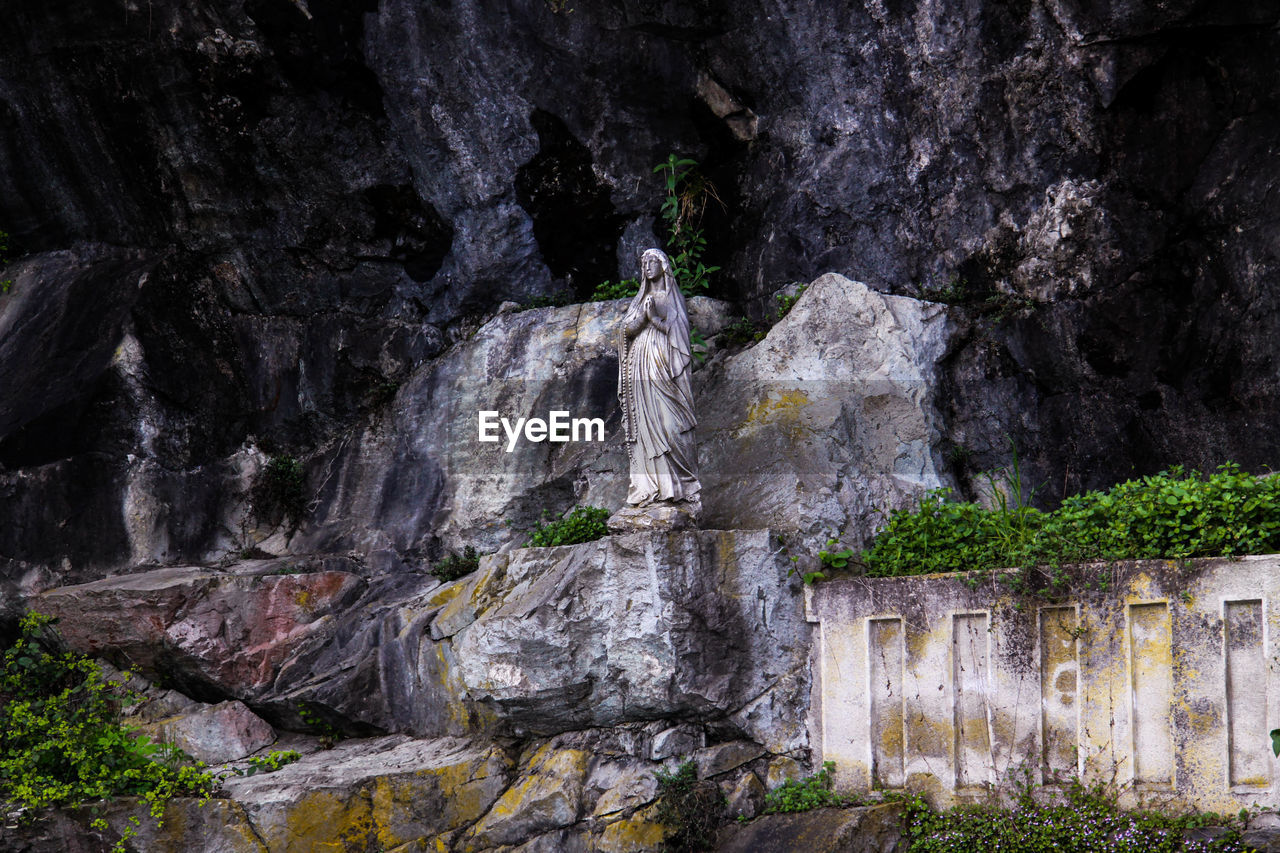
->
[616,248,701,521]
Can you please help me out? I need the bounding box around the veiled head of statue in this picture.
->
[640,248,672,285]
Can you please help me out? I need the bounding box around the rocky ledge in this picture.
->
[3,528,813,852]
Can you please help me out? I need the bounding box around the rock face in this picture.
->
[295,296,730,561]
[446,529,808,751]
[28,531,808,752]
[697,273,950,547]
[302,272,946,562]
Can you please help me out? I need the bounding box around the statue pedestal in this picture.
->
[607,500,701,534]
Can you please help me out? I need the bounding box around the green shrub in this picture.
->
[252,455,307,525]
[591,278,640,301]
[0,613,216,852]
[763,761,848,813]
[719,317,763,347]
[589,155,719,302]
[863,464,1280,581]
[902,779,1247,852]
[432,546,481,582]
[654,760,723,852]
[525,506,611,548]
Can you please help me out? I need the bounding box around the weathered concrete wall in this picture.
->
[806,556,1280,811]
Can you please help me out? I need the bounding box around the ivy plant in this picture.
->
[0,613,217,852]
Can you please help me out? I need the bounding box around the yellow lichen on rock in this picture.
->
[274,790,375,852]
[597,803,668,853]
[737,389,811,440]
[461,745,592,851]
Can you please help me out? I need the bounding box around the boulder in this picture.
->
[29,529,809,750]
[697,273,951,548]
[299,276,951,561]
[221,736,515,851]
[461,745,592,849]
[35,562,365,702]
[723,772,767,821]
[138,700,276,765]
[3,798,268,853]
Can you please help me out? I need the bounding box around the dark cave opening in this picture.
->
[515,110,627,300]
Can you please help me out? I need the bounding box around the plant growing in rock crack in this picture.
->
[242,750,300,776]
[774,284,806,319]
[590,277,640,301]
[432,546,481,582]
[763,761,850,813]
[589,154,720,301]
[251,454,307,527]
[783,532,853,586]
[0,612,217,853]
[524,506,610,547]
[654,760,724,852]
[689,327,709,363]
[719,317,764,347]
[654,154,722,298]
[297,704,342,749]
[794,539,853,586]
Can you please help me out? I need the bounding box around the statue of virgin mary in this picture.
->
[618,248,701,506]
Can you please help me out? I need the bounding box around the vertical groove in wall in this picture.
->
[953,612,992,788]
[1225,599,1268,788]
[1039,606,1080,779]
[1129,602,1174,786]
[868,617,905,788]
